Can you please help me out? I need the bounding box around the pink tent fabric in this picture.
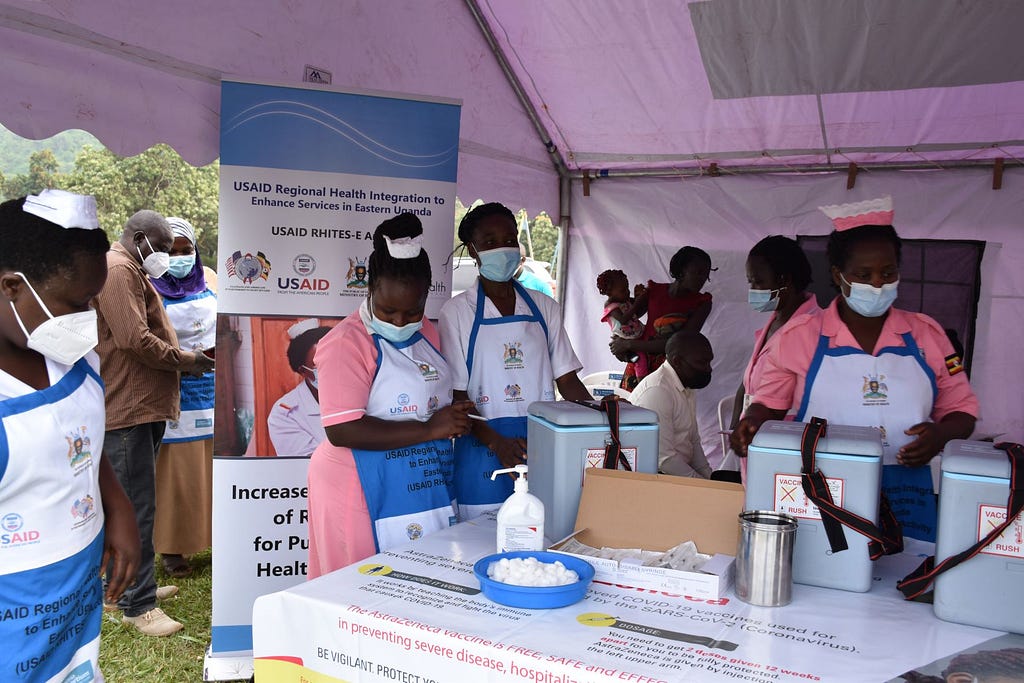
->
[3,0,1024,215]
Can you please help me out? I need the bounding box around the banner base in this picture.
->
[203,645,254,682]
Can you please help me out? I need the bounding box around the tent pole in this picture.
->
[555,175,571,305]
[463,0,570,180]
[569,158,1020,179]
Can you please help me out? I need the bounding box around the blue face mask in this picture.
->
[475,246,520,282]
[167,254,196,279]
[840,274,899,318]
[301,364,318,389]
[368,301,423,343]
[748,287,783,313]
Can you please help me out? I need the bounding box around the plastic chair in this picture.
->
[581,370,630,400]
[716,394,740,472]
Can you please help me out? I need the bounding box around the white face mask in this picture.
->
[840,273,899,318]
[9,272,98,365]
[138,234,170,278]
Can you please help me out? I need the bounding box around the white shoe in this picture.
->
[156,585,179,601]
[105,585,178,612]
[122,607,183,637]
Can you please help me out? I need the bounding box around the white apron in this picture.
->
[455,280,554,520]
[795,331,939,541]
[162,289,216,442]
[0,357,106,682]
[352,327,457,551]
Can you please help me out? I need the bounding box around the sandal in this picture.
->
[161,554,192,578]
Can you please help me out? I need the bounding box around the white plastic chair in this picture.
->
[716,394,740,471]
[581,370,630,400]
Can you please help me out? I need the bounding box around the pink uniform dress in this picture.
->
[738,293,821,482]
[751,298,980,540]
[305,311,445,579]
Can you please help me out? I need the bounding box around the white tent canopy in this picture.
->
[3,0,1023,450]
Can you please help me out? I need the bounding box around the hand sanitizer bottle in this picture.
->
[490,464,545,552]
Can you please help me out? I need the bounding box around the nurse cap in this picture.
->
[818,195,894,232]
[287,318,320,339]
[383,234,423,259]
[23,189,100,230]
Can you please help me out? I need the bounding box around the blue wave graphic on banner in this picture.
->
[220,82,461,181]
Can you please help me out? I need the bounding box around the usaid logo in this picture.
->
[293,254,317,276]
[1,513,23,532]
[390,393,418,415]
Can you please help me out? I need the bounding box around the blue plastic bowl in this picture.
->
[473,551,595,609]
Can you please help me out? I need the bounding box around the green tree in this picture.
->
[2,149,60,198]
[65,144,220,264]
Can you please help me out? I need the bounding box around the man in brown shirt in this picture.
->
[94,209,215,636]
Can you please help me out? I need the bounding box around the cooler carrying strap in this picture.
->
[572,396,632,471]
[897,442,1024,600]
[799,417,903,560]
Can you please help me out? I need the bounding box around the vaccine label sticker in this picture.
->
[773,473,844,521]
[977,504,1024,558]
[585,447,638,472]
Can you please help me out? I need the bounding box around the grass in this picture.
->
[99,551,249,682]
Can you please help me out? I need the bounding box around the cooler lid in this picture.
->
[942,439,1012,479]
[527,400,658,426]
[749,420,882,458]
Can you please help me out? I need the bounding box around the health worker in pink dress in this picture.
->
[306,214,472,579]
[731,197,979,541]
[732,235,821,483]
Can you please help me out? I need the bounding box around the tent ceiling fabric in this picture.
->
[0,0,558,214]
[2,0,1023,209]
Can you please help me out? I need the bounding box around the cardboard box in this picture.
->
[548,469,745,599]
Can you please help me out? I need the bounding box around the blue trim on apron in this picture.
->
[0,360,95,482]
[453,415,525,510]
[796,330,939,542]
[351,440,454,552]
[466,280,547,377]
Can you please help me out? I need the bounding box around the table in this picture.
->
[252,513,1007,683]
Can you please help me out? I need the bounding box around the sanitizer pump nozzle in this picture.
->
[491,464,545,552]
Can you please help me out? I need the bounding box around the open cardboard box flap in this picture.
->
[571,469,745,556]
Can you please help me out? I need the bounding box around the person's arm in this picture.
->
[267,402,323,457]
[98,456,140,603]
[898,315,981,466]
[681,298,712,334]
[455,389,527,469]
[324,402,472,450]
[631,386,676,471]
[690,422,712,479]
[729,383,745,430]
[899,412,976,467]
[730,402,786,458]
[555,371,592,402]
[95,265,210,374]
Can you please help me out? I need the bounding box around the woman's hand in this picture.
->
[492,435,528,469]
[609,336,634,362]
[898,422,944,467]
[101,495,141,604]
[729,403,783,458]
[427,400,474,440]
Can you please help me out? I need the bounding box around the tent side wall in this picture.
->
[563,169,1024,461]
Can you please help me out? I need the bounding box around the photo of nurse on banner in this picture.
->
[213,314,341,457]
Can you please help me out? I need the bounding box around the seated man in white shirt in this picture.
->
[628,332,713,478]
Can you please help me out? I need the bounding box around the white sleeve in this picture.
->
[267,405,321,457]
[630,385,677,470]
[531,292,582,380]
[438,295,471,392]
